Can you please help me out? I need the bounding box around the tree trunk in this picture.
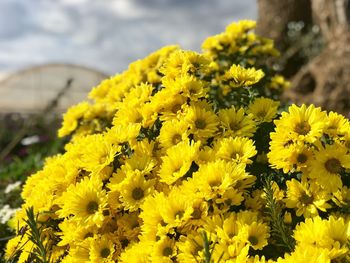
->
[258,0,350,116]
[256,0,313,77]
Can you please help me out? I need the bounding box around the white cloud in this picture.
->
[0,0,257,74]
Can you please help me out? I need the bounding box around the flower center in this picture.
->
[100,247,110,258]
[172,134,182,144]
[229,122,241,131]
[195,119,207,129]
[209,179,221,187]
[191,208,202,219]
[294,121,311,135]
[325,158,342,174]
[163,246,173,257]
[230,150,242,159]
[256,110,267,118]
[248,235,259,246]
[132,187,145,201]
[121,238,129,248]
[84,232,93,239]
[297,153,308,164]
[175,210,184,219]
[299,193,314,205]
[86,201,99,214]
[171,103,182,114]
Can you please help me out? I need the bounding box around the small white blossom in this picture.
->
[0,204,19,224]
[4,181,22,194]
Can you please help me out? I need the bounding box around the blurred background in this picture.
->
[0,0,349,251]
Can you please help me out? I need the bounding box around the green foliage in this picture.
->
[263,176,295,253]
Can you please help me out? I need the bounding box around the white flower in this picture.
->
[0,204,19,224]
[4,181,22,194]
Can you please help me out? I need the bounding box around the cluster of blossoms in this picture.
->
[5,21,350,263]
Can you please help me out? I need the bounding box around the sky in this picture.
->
[0,0,257,75]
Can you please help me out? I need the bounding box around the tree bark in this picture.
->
[256,0,313,77]
[258,0,350,116]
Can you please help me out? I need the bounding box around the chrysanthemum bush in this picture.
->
[4,20,350,262]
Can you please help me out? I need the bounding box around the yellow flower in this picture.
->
[324,216,349,248]
[218,106,256,138]
[58,101,90,137]
[58,218,97,246]
[159,119,189,149]
[177,233,205,263]
[216,213,239,244]
[268,141,314,173]
[269,74,290,90]
[140,192,167,240]
[160,50,210,79]
[118,171,155,211]
[293,216,350,260]
[159,141,200,185]
[239,222,270,250]
[57,176,107,227]
[308,143,350,191]
[247,97,280,123]
[150,236,177,262]
[165,74,209,101]
[184,104,219,141]
[214,137,257,164]
[226,20,256,34]
[273,104,327,143]
[89,234,116,263]
[123,153,157,175]
[156,93,188,122]
[159,187,194,228]
[192,160,250,200]
[293,216,327,247]
[67,134,119,174]
[332,186,350,207]
[119,242,151,263]
[222,64,264,88]
[285,178,331,218]
[324,111,350,138]
[279,246,331,263]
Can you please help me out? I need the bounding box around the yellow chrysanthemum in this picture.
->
[324,111,350,138]
[184,104,219,141]
[239,221,270,250]
[247,97,280,123]
[177,233,205,263]
[268,141,314,173]
[159,187,194,228]
[140,192,167,240]
[308,143,350,192]
[89,234,116,263]
[57,176,107,227]
[159,119,189,149]
[159,141,200,185]
[214,137,257,164]
[118,171,155,212]
[164,74,209,100]
[58,218,97,246]
[293,216,349,260]
[285,178,331,218]
[273,104,327,143]
[222,64,264,88]
[119,242,151,263]
[192,160,250,200]
[58,101,90,137]
[150,236,177,262]
[218,106,256,138]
